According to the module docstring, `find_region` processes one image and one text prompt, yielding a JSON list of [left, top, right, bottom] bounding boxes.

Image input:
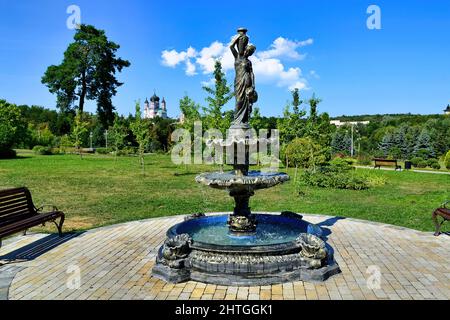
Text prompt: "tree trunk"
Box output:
[[79, 71, 87, 115]]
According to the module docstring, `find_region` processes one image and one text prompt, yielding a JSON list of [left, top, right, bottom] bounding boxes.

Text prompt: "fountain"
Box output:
[[152, 28, 340, 285]]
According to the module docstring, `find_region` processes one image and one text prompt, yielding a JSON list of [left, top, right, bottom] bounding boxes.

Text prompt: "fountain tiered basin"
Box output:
[[152, 212, 340, 285]]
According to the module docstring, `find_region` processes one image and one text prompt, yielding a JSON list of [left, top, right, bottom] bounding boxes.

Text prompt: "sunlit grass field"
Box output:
[[0, 150, 448, 233]]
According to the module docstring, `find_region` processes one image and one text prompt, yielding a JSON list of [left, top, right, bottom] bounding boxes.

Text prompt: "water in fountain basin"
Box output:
[[173, 214, 308, 246]]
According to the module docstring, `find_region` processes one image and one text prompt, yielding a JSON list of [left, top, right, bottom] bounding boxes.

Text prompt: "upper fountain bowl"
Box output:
[[195, 170, 289, 190]]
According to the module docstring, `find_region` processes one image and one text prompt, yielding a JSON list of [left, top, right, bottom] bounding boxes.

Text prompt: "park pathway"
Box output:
[[0, 213, 449, 300], [355, 165, 450, 175]]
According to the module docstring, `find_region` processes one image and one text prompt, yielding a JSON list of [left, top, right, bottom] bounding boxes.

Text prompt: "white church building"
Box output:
[[143, 93, 168, 119]]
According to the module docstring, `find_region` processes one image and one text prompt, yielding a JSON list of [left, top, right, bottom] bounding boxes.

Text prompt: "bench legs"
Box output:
[[432, 209, 446, 236], [52, 215, 65, 237]]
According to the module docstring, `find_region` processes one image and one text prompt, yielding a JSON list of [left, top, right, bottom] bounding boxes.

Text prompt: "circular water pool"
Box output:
[[167, 214, 308, 249]]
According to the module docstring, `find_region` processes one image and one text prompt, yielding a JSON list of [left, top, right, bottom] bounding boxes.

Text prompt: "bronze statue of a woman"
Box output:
[[230, 28, 257, 128]]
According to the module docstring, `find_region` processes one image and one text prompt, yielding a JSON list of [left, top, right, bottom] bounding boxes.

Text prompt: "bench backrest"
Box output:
[[373, 158, 397, 166], [0, 187, 36, 227]]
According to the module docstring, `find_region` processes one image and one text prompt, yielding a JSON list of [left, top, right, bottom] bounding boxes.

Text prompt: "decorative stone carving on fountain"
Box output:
[[228, 214, 257, 233], [152, 234, 193, 282], [184, 212, 206, 221], [160, 234, 192, 266], [296, 233, 328, 269]]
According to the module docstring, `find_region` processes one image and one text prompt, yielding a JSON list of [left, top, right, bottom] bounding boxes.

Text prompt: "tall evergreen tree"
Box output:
[[202, 60, 233, 133], [379, 132, 395, 157], [413, 129, 435, 158], [277, 89, 306, 145], [42, 24, 130, 128]]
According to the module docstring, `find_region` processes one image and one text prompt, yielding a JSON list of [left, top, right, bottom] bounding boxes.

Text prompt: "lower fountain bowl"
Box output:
[[152, 213, 341, 285]]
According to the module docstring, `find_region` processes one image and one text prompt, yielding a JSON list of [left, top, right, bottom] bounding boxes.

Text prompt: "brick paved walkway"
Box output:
[[0, 213, 448, 300]]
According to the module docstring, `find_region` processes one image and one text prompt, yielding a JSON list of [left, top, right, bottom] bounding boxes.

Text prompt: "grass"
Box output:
[[0, 151, 449, 233]]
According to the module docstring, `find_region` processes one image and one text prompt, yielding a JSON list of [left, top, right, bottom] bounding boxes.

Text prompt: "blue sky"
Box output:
[[0, 0, 449, 118]]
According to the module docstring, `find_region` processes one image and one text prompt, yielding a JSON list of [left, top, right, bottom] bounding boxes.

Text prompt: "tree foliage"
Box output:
[[285, 137, 327, 169], [130, 101, 150, 175], [71, 110, 89, 158], [42, 24, 130, 128], [202, 60, 233, 133], [0, 99, 27, 156]]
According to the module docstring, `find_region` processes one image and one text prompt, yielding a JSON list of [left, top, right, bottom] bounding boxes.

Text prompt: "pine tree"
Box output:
[[413, 129, 435, 158], [379, 133, 394, 157], [331, 130, 351, 155]]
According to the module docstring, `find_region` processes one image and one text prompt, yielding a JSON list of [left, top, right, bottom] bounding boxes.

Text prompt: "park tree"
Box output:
[[278, 88, 306, 145], [42, 24, 130, 128], [285, 137, 327, 182], [304, 93, 321, 141], [178, 94, 201, 132], [413, 129, 435, 159], [0, 99, 27, 158], [303, 94, 333, 158], [72, 110, 89, 159], [130, 101, 150, 175], [445, 150, 450, 169], [202, 60, 233, 133], [249, 106, 263, 133], [331, 129, 351, 155], [150, 117, 174, 152], [379, 132, 394, 157], [109, 114, 128, 159]]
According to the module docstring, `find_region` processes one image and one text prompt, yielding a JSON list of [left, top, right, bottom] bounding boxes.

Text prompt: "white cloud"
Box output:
[[161, 49, 187, 67], [161, 36, 313, 89], [185, 59, 197, 76], [195, 41, 227, 74], [257, 37, 313, 60], [161, 46, 197, 75]]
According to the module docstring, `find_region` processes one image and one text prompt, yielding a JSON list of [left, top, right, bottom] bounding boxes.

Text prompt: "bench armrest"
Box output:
[[36, 204, 59, 212]]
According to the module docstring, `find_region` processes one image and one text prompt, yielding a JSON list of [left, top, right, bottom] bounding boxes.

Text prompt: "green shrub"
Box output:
[[427, 158, 440, 170], [116, 146, 137, 156], [445, 150, 450, 169], [410, 157, 424, 167], [415, 160, 428, 168], [95, 147, 113, 155], [361, 172, 388, 187], [298, 168, 369, 190], [32, 145, 53, 155], [329, 157, 353, 171], [285, 137, 327, 168], [51, 147, 64, 155]]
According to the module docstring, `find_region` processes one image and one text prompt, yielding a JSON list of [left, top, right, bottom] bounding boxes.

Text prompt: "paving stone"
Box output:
[[1, 213, 448, 300]]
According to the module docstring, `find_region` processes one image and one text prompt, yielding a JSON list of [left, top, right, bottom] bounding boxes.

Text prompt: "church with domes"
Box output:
[[143, 93, 168, 119]]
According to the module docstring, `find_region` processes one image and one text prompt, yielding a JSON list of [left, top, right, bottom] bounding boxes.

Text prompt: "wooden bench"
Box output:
[[0, 187, 65, 247], [373, 158, 401, 171], [432, 201, 449, 236]]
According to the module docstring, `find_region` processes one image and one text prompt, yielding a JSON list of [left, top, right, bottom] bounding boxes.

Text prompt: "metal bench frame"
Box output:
[[0, 187, 65, 247], [433, 200, 449, 236]]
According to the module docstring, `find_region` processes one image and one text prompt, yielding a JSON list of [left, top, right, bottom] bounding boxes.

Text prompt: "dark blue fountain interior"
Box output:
[[169, 214, 309, 246]]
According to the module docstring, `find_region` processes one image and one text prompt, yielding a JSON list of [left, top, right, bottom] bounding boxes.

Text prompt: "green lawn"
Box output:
[[0, 151, 448, 233]]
